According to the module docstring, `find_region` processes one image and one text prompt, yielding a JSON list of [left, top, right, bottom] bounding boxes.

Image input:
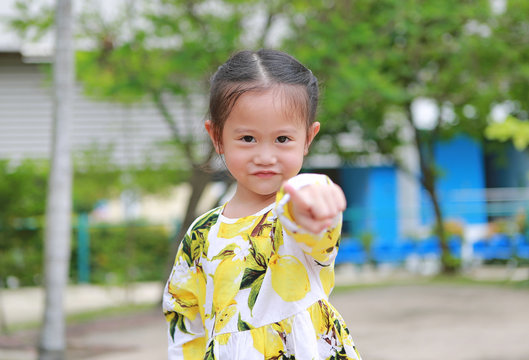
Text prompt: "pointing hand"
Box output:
[[283, 182, 346, 234]]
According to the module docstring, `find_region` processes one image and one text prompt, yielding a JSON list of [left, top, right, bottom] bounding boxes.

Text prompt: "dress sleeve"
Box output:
[[273, 173, 342, 265], [163, 233, 207, 360]]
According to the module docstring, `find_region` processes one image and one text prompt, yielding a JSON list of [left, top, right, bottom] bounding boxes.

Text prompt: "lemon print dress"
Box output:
[[163, 174, 361, 360]]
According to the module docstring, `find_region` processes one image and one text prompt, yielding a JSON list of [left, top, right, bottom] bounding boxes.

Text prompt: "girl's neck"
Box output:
[[223, 191, 276, 218]]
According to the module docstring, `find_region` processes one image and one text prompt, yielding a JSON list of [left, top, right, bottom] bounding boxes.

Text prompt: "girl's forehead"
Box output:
[[230, 86, 308, 124]]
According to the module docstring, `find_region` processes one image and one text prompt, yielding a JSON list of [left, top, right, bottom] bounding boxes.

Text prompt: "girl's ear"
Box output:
[[304, 121, 320, 155], [205, 120, 223, 154]]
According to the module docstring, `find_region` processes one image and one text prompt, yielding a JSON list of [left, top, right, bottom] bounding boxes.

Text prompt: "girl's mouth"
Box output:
[[253, 171, 278, 178]]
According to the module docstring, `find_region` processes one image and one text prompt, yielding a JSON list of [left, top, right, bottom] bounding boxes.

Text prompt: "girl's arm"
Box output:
[[274, 173, 346, 264], [163, 236, 207, 360]]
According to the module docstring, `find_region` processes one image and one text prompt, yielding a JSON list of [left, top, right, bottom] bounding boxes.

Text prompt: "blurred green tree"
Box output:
[[492, 0, 529, 121], [72, 144, 189, 213], [0, 160, 47, 289], [11, 0, 529, 276], [486, 116, 529, 151], [73, 0, 292, 276], [283, 0, 523, 273], [485, 0, 529, 151], [0, 158, 180, 288], [10, 0, 290, 276]]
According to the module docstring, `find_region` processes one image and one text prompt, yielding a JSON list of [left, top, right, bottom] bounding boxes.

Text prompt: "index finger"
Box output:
[[283, 182, 312, 212]]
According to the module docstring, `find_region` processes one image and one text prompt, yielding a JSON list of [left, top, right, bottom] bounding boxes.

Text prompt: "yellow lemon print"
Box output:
[[216, 333, 231, 345], [252, 234, 273, 262], [273, 319, 292, 335], [218, 217, 258, 239], [213, 258, 244, 312], [251, 326, 284, 358], [269, 254, 310, 302], [251, 328, 264, 355], [310, 227, 341, 262], [309, 302, 329, 336], [319, 265, 335, 296], [182, 336, 206, 360], [168, 275, 199, 320], [294, 232, 318, 248], [196, 267, 207, 323], [214, 301, 237, 333]]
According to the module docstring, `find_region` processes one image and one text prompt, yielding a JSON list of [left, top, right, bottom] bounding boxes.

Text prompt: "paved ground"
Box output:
[[333, 284, 529, 360], [1, 269, 529, 360]]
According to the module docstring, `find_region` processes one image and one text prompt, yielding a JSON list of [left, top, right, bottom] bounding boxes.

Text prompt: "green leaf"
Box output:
[[181, 234, 194, 266], [211, 243, 238, 261], [271, 222, 284, 254], [169, 312, 190, 340], [204, 341, 215, 360], [240, 268, 266, 289], [248, 274, 265, 312], [237, 313, 253, 331], [192, 212, 219, 233]]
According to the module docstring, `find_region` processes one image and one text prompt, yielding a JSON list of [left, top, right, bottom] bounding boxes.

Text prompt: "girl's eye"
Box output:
[[276, 136, 290, 143], [241, 136, 255, 143]]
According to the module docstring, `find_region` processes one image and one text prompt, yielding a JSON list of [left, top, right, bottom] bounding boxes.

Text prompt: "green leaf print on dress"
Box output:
[[182, 211, 218, 266], [169, 312, 190, 340], [163, 174, 362, 360]]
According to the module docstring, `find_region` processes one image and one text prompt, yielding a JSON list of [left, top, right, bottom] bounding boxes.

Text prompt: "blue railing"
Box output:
[[335, 233, 529, 266]]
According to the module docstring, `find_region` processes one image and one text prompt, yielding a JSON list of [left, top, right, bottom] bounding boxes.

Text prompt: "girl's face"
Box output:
[[206, 88, 319, 205]]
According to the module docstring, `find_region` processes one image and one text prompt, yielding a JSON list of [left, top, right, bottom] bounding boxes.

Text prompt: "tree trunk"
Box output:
[[421, 166, 456, 274], [164, 165, 213, 279], [38, 0, 74, 359], [406, 105, 456, 274]]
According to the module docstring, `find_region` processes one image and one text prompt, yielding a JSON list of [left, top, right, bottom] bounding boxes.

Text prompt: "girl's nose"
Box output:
[[253, 147, 277, 165]]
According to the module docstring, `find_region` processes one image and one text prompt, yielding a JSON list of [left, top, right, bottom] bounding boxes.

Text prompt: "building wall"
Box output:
[[340, 166, 398, 243], [485, 142, 529, 188], [0, 52, 206, 166], [339, 135, 489, 243], [484, 141, 529, 220], [366, 166, 398, 244], [420, 135, 487, 226]]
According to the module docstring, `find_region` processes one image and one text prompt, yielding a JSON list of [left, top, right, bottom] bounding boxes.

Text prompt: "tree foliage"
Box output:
[[0, 159, 173, 290], [9, 0, 290, 277], [486, 116, 529, 151], [0, 160, 47, 289], [10, 0, 529, 275], [283, 0, 528, 272]]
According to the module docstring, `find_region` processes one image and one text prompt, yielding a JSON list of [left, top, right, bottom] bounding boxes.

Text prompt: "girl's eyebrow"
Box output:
[[233, 128, 254, 134], [232, 126, 300, 134], [274, 127, 299, 134]]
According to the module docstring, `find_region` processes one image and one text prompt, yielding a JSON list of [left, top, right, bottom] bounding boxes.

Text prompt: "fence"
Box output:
[[0, 214, 178, 288], [337, 187, 529, 268], [2, 187, 528, 287]]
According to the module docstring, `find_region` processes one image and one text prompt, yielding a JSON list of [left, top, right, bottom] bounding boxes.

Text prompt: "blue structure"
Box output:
[[335, 239, 367, 265], [472, 233, 513, 261], [514, 234, 529, 260], [420, 135, 487, 226], [340, 166, 398, 245], [485, 143, 529, 189], [336, 135, 488, 243], [312, 135, 528, 266]]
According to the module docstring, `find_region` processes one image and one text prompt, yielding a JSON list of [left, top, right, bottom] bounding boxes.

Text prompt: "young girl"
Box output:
[[163, 49, 362, 360]]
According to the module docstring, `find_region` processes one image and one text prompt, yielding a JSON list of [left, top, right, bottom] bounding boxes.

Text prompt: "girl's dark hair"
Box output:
[[208, 49, 319, 146]]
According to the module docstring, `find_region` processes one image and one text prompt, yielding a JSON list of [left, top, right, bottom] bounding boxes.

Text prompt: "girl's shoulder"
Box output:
[[187, 205, 223, 234]]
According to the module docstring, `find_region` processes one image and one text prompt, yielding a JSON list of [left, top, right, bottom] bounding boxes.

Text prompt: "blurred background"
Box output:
[[1, 0, 529, 359]]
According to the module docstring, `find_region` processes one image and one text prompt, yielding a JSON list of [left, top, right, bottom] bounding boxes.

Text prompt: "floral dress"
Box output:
[[163, 174, 362, 360]]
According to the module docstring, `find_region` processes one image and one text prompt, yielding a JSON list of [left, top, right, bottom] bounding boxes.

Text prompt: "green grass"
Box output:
[[2, 302, 159, 334], [333, 273, 529, 294], [66, 302, 160, 323]]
